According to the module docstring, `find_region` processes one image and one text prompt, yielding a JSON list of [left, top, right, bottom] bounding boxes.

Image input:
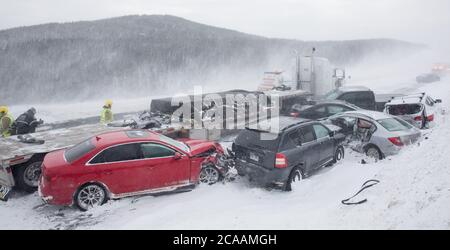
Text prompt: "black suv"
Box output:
[[233, 117, 345, 191]]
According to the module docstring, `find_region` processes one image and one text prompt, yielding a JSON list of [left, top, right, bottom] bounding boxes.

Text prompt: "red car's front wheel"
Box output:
[[199, 165, 220, 185]]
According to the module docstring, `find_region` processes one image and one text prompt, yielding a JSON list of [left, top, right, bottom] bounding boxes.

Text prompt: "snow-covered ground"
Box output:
[[1, 53, 450, 230]]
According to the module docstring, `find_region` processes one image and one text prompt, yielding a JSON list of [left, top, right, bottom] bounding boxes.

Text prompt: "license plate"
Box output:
[[249, 152, 259, 162], [0, 185, 11, 201]]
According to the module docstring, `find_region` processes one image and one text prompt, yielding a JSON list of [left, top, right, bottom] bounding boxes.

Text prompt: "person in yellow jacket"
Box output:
[[0, 106, 14, 137], [100, 100, 114, 124]]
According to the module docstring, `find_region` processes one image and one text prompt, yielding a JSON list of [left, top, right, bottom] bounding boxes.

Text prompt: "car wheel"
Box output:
[[365, 146, 383, 160], [199, 166, 221, 185], [75, 184, 108, 211], [284, 167, 303, 192], [332, 146, 345, 164], [15, 160, 42, 193]]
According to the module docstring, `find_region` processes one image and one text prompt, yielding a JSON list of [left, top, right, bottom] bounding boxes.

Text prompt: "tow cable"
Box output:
[[341, 179, 380, 205]]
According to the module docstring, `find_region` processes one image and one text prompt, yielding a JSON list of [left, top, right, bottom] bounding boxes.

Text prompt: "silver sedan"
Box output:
[[322, 110, 422, 159]]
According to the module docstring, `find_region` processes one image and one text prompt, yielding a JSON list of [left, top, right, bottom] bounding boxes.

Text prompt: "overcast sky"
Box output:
[[0, 0, 449, 49]]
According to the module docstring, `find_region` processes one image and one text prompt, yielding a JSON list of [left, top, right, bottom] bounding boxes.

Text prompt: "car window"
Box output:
[[386, 104, 422, 115], [140, 143, 175, 159], [394, 117, 413, 129], [313, 124, 330, 139], [89, 143, 141, 164], [339, 92, 358, 103], [299, 125, 316, 144], [314, 106, 326, 113], [303, 105, 326, 118], [377, 118, 412, 132], [330, 116, 357, 132], [158, 134, 190, 152], [279, 130, 300, 151], [65, 138, 96, 163], [357, 118, 377, 133], [327, 105, 351, 115], [341, 92, 374, 109], [235, 129, 281, 151]]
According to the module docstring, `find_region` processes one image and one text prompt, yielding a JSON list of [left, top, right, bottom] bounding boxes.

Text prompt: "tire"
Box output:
[[365, 146, 383, 160], [15, 160, 43, 193], [74, 184, 108, 211], [199, 165, 221, 185], [284, 167, 303, 192], [332, 146, 345, 164]]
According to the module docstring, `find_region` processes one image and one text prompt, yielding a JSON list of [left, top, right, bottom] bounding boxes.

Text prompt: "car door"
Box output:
[[312, 123, 335, 166], [88, 143, 149, 195], [297, 125, 321, 171], [139, 143, 191, 189], [302, 105, 328, 119], [330, 115, 357, 137], [280, 126, 318, 172]]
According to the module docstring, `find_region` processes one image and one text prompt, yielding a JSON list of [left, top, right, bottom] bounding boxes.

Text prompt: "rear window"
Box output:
[[386, 104, 422, 115], [377, 118, 412, 132], [64, 139, 96, 163], [235, 129, 281, 151]]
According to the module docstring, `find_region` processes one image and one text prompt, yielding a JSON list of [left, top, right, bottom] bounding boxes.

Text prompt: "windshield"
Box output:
[[325, 90, 342, 100], [64, 138, 96, 163], [386, 104, 422, 115], [158, 134, 190, 152], [377, 118, 413, 132]]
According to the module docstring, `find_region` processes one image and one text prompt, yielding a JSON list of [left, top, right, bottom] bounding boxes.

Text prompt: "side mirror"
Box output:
[[329, 131, 335, 137], [173, 152, 182, 160], [435, 99, 442, 104]]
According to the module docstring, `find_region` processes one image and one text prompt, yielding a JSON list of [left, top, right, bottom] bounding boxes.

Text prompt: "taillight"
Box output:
[[426, 114, 434, 122], [275, 153, 288, 168], [388, 137, 404, 146], [290, 112, 300, 117], [414, 116, 423, 121]]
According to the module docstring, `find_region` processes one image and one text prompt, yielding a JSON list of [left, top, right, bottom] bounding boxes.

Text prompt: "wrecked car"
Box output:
[[233, 116, 345, 191], [290, 101, 360, 120], [323, 111, 422, 160], [384, 93, 441, 129], [39, 130, 224, 211]]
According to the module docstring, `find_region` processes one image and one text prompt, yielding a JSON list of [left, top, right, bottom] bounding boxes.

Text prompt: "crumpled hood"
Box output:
[[178, 138, 223, 156]]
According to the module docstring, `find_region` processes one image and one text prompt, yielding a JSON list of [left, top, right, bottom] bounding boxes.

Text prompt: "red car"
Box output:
[[39, 130, 223, 211]]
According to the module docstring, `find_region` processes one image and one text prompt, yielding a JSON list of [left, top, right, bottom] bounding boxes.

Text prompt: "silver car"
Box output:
[[323, 110, 422, 159]]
